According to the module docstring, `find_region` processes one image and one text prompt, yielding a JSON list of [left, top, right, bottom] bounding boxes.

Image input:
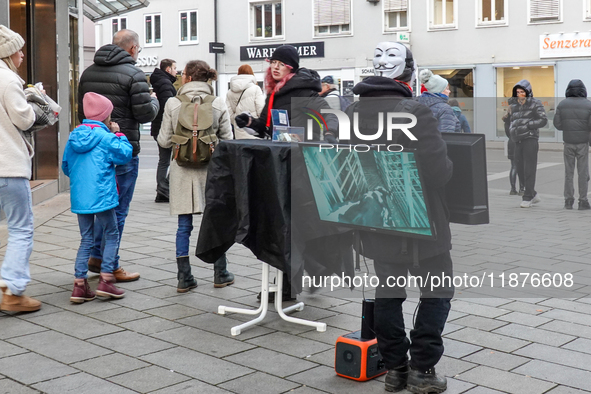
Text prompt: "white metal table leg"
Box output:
[[217, 262, 327, 335]]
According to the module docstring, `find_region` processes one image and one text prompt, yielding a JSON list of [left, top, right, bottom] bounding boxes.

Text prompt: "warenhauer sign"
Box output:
[[240, 42, 325, 61]]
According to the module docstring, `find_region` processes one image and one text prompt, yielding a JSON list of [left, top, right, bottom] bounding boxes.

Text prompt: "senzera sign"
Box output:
[[240, 42, 324, 61], [540, 32, 591, 58]]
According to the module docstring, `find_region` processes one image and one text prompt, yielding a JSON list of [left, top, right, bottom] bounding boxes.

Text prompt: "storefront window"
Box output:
[[496, 66, 555, 139]]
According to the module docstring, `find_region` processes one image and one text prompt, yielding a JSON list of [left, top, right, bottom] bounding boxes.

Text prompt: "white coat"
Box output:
[[225, 74, 265, 139], [0, 60, 35, 179], [158, 81, 233, 215]]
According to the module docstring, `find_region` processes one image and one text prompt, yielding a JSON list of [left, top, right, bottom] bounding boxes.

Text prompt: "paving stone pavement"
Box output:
[[1, 140, 591, 393]]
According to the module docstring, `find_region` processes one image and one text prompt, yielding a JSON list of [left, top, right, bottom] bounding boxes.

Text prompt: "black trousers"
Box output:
[[373, 252, 454, 371], [514, 138, 539, 201]]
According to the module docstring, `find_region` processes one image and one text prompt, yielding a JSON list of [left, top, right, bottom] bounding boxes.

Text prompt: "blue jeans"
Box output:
[[91, 156, 139, 267], [176, 214, 194, 257], [75, 209, 118, 278], [0, 178, 34, 296]]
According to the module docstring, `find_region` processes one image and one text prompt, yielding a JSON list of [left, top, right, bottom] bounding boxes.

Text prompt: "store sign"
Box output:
[[137, 56, 159, 67], [360, 68, 374, 75], [240, 42, 325, 61], [540, 32, 591, 58]]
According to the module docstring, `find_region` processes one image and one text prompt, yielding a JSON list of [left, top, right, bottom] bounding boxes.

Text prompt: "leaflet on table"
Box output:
[[272, 126, 305, 142]]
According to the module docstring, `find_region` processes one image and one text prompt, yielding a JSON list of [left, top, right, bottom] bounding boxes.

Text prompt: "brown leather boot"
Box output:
[[0, 286, 41, 312], [113, 267, 140, 282], [88, 257, 102, 273]]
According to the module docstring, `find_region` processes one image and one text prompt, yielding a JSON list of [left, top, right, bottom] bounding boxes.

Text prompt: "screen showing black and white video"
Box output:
[[301, 146, 433, 238]]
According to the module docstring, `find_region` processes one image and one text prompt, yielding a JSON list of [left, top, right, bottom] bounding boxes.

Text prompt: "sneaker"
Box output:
[[520, 200, 532, 208], [96, 277, 125, 299], [531, 194, 542, 204], [385, 364, 409, 392], [565, 199, 574, 210], [509, 189, 518, 195], [70, 279, 96, 304], [406, 367, 447, 394], [518, 188, 525, 196], [579, 200, 591, 210]]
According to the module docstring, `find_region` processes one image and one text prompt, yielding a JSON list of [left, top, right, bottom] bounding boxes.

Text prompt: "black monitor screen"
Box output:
[[300, 145, 435, 239]]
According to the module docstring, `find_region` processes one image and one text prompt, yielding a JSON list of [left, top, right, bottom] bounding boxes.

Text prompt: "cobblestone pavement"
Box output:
[[1, 139, 590, 393]]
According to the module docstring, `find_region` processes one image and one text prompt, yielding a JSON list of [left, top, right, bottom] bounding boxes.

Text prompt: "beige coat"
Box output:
[[157, 81, 232, 215], [0, 60, 35, 179], [225, 74, 265, 139]]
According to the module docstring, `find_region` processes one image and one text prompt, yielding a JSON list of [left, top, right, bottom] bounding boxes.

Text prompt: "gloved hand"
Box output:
[[324, 133, 338, 144], [235, 113, 252, 128]]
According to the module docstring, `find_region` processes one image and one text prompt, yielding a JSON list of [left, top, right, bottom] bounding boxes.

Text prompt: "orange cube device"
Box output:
[[335, 330, 387, 381]]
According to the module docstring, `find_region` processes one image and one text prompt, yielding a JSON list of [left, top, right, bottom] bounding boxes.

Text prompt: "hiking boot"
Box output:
[[96, 275, 125, 299], [70, 279, 96, 304], [579, 200, 591, 210], [565, 199, 574, 210], [213, 255, 235, 288], [155, 193, 169, 203], [176, 256, 197, 293], [509, 189, 518, 195], [113, 267, 140, 282], [0, 285, 41, 313], [88, 257, 102, 273], [531, 194, 542, 204], [406, 367, 447, 394], [385, 364, 409, 392]]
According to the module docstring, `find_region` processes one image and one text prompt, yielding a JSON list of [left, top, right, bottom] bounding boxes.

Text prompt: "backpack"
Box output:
[[171, 94, 218, 167]]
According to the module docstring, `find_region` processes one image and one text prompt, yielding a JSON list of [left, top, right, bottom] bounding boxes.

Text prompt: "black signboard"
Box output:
[[240, 42, 324, 61], [209, 42, 225, 54]]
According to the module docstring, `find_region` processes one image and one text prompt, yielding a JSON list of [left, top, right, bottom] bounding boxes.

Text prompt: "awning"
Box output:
[[83, 0, 150, 22]]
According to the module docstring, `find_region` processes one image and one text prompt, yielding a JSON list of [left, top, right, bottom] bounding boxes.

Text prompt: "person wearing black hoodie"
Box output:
[[78, 29, 159, 281], [150, 59, 178, 203], [505, 79, 547, 208], [553, 79, 591, 210], [344, 41, 453, 394]]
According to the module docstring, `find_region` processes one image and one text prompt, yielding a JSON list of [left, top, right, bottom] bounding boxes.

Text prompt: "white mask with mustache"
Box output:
[[373, 42, 408, 80]]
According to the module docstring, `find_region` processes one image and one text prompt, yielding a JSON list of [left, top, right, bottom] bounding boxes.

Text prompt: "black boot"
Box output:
[[565, 199, 574, 210], [385, 363, 409, 392], [406, 367, 447, 394], [176, 256, 197, 293], [213, 255, 234, 288]]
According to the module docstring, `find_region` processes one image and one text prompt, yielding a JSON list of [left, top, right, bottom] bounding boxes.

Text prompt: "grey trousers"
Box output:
[[564, 142, 590, 202]]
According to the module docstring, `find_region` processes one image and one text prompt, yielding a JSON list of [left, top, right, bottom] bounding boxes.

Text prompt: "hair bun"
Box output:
[[419, 69, 433, 84], [207, 68, 218, 81]]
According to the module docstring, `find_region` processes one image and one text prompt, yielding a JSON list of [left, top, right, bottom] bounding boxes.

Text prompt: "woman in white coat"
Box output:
[[158, 60, 235, 292], [226, 64, 265, 139], [0, 25, 41, 312]]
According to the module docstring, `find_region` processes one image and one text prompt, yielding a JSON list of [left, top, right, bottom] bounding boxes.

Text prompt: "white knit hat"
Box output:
[[0, 25, 25, 59], [419, 69, 448, 94]]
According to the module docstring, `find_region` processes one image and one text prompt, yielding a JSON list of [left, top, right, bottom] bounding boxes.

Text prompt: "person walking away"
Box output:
[[158, 60, 235, 292], [226, 64, 265, 140], [0, 25, 41, 312], [554, 79, 591, 210], [345, 41, 453, 393], [448, 99, 471, 133], [63, 93, 132, 302], [418, 69, 461, 133], [506, 80, 547, 208], [150, 58, 178, 203], [78, 29, 159, 281]]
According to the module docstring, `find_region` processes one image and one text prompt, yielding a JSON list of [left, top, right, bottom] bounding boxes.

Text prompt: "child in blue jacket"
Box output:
[[62, 92, 132, 303]]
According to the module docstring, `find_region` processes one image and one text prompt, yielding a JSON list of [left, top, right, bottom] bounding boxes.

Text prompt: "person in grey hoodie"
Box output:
[[553, 79, 591, 210]]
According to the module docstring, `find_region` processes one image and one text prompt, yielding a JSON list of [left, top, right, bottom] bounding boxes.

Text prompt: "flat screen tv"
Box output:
[[300, 144, 436, 240], [441, 133, 489, 225]]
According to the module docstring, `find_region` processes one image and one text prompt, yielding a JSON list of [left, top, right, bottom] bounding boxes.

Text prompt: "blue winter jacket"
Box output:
[[451, 106, 472, 133], [417, 93, 461, 133], [62, 120, 133, 214]]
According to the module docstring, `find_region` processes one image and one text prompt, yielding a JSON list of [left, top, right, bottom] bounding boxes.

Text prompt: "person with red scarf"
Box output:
[[235, 45, 338, 142]]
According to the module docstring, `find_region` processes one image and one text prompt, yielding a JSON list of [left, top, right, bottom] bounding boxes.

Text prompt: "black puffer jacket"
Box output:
[[507, 79, 547, 142], [346, 76, 453, 262], [249, 68, 337, 140], [150, 67, 177, 139], [78, 44, 159, 156], [553, 79, 591, 144]]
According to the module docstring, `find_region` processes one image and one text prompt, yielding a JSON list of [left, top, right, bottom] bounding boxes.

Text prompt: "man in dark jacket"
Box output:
[[346, 41, 453, 394], [506, 80, 547, 208], [78, 29, 159, 281], [150, 58, 178, 203], [554, 79, 591, 210]]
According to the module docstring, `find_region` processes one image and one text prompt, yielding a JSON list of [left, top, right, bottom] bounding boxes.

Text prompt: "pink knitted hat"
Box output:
[[83, 92, 113, 121]]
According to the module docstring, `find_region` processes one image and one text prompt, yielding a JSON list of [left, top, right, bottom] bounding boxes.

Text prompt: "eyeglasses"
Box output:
[[270, 60, 286, 68], [134, 45, 143, 54]]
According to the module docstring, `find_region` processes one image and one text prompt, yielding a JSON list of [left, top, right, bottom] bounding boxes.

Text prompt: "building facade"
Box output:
[[93, 0, 591, 142]]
